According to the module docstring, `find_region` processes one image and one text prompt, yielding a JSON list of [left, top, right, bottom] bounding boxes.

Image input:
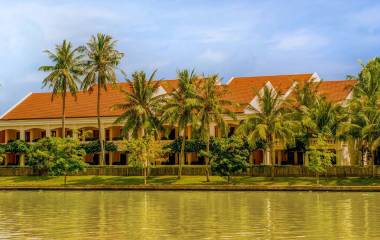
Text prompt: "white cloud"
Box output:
[[270, 29, 329, 51], [198, 49, 227, 63]]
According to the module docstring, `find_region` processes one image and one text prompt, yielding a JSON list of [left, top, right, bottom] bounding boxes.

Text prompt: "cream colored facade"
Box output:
[[0, 73, 360, 166]]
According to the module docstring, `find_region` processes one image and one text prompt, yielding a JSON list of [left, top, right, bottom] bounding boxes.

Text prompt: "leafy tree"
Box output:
[[5, 140, 29, 154], [345, 58, 380, 167], [125, 137, 168, 184], [113, 70, 164, 139], [28, 138, 87, 184], [210, 137, 250, 183], [196, 74, 235, 182], [80, 140, 118, 154], [300, 96, 347, 168], [307, 135, 335, 184], [82, 33, 124, 165], [161, 69, 200, 179], [237, 86, 297, 175], [39, 40, 84, 138], [5, 140, 30, 166], [165, 138, 206, 153], [0, 145, 6, 164]]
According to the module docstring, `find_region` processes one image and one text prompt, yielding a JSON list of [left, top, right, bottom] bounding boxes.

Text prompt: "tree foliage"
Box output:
[[81, 33, 124, 165], [125, 137, 168, 184], [39, 40, 84, 138], [113, 70, 165, 138], [80, 140, 118, 154], [307, 135, 335, 184], [210, 136, 250, 183], [5, 140, 30, 153], [28, 138, 87, 182]]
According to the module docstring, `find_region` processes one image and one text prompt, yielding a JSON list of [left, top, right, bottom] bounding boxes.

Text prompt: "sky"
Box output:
[[0, 0, 379, 113]]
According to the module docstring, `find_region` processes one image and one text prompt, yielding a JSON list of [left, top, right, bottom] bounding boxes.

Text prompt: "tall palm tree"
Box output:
[[196, 74, 235, 182], [82, 33, 124, 165], [161, 69, 200, 179], [237, 86, 297, 168], [344, 58, 380, 166], [112, 70, 164, 139], [300, 96, 347, 157], [39, 40, 84, 138]]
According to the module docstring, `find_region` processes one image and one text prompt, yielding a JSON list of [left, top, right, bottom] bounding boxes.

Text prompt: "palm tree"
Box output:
[[345, 58, 380, 166], [196, 74, 235, 182], [161, 69, 200, 179], [300, 96, 347, 166], [237, 86, 297, 171], [112, 70, 164, 138], [39, 40, 84, 138], [82, 33, 124, 165]]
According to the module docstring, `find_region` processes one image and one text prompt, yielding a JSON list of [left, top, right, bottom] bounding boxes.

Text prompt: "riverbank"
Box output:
[[0, 176, 380, 191]]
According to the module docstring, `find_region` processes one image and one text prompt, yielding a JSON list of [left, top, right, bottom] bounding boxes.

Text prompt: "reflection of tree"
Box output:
[[0, 191, 376, 238]]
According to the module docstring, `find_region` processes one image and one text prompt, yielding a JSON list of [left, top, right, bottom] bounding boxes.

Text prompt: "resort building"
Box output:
[[0, 73, 357, 166]]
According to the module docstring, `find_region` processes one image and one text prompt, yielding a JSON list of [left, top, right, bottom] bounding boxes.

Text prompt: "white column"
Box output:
[[109, 127, 113, 141], [209, 124, 216, 137], [19, 129, 25, 141], [304, 152, 309, 166], [336, 148, 343, 166], [45, 128, 51, 138], [29, 130, 34, 143], [264, 149, 271, 165], [341, 143, 351, 166], [72, 128, 78, 139], [19, 129, 25, 167]]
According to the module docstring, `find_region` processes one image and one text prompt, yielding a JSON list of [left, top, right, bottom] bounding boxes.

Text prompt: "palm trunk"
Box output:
[[64, 175, 67, 185], [270, 146, 275, 179], [371, 150, 376, 178], [144, 158, 148, 185], [178, 129, 186, 179], [205, 126, 210, 182], [97, 83, 105, 166], [61, 90, 66, 138]]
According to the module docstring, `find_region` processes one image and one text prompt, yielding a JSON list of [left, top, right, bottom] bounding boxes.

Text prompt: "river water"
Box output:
[[0, 191, 378, 239]]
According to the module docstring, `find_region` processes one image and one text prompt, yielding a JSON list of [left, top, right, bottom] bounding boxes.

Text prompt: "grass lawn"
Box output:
[[0, 175, 379, 186]]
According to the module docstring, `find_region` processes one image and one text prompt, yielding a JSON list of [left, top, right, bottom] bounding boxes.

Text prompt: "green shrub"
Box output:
[[210, 136, 250, 183], [5, 140, 29, 153], [28, 138, 87, 183], [80, 140, 118, 154]]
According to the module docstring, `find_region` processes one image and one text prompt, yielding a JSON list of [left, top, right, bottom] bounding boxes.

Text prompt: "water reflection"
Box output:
[[0, 191, 378, 239]]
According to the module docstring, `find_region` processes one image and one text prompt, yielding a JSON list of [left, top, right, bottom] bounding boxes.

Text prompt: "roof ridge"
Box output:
[[232, 73, 313, 79]]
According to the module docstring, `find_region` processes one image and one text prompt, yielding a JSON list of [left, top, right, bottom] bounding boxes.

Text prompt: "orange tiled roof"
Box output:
[[1, 80, 178, 120], [225, 73, 314, 112], [317, 80, 356, 103], [1, 74, 356, 120]]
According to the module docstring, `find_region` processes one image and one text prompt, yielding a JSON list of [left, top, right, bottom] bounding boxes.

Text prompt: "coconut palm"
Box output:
[[344, 58, 380, 166], [39, 40, 84, 138], [237, 86, 297, 169], [82, 33, 124, 165], [161, 69, 200, 179], [196, 74, 235, 182], [112, 70, 165, 139], [300, 96, 347, 166]]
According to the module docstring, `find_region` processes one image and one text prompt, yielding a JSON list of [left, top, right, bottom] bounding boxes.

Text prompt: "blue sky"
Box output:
[[0, 0, 379, 113]]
